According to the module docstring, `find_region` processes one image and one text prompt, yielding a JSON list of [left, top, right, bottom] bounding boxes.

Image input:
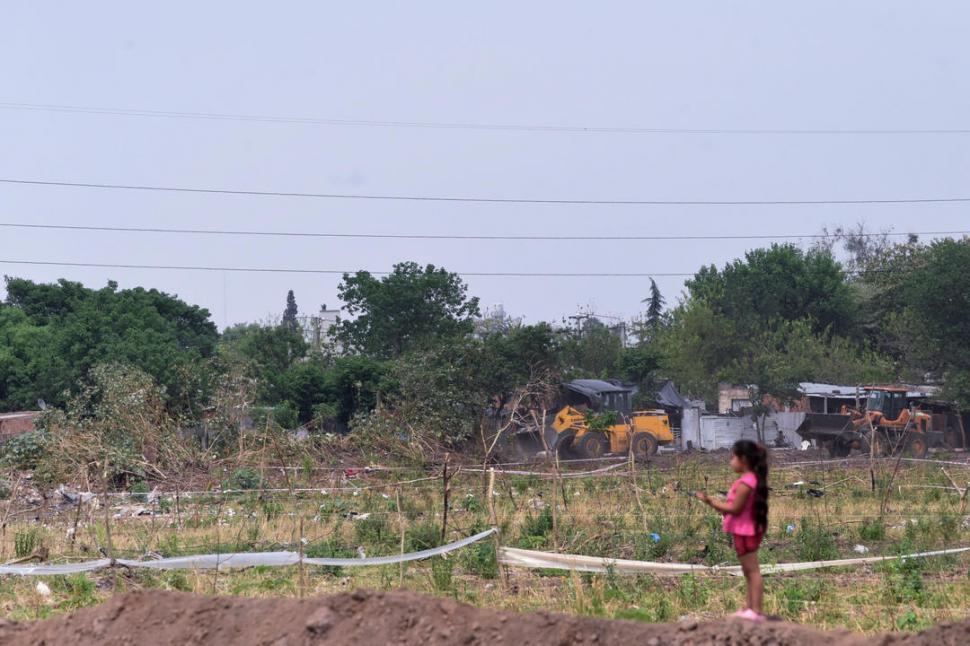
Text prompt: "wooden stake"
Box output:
[[175, 485, 182, 530], [70, 498, 82, 552], [941, 467, 968, 500], [441, 454, 451, 543], [396, 488, 405, 587], [298, 514, 306, 599]]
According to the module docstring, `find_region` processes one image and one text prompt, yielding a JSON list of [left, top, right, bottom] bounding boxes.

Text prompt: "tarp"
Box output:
[[657, 381, 690, 409], [0, 528, 497, 576], [498, 545, 970, 577]]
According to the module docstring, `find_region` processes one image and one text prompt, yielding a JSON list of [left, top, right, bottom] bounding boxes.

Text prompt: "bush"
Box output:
[[795, 517, 839, 561], [305, 537, 356, 576], [1, 431, 48, 469], [130, 481, 150, 503], [230, 468, 262, 490], [405, 520, 442, 552], [15, 528, 39, 558], [858, 518, 886, 541], [272, 401, 299, 430]]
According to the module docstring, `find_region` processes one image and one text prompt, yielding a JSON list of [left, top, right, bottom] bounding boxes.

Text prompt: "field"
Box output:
[[1, 450, 969, 635]]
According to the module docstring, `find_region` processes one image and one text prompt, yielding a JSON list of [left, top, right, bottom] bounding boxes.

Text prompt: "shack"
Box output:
[[0, 411, 41, 443]]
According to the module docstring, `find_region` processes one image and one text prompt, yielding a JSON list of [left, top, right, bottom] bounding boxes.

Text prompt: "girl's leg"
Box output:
[[738, 551, 763, 614]]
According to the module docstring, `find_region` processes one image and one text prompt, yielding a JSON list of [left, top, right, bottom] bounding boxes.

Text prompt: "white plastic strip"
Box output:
[[498, 545, 970, 577], [0, 559, 113, 576], [0, 528, 497, 576]]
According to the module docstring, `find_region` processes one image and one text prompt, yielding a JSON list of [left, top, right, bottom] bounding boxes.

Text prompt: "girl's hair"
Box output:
[[732, 440, 769, 533]]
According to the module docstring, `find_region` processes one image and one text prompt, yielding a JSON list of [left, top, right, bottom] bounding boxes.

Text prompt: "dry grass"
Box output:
[[1, 453, 969, 633]]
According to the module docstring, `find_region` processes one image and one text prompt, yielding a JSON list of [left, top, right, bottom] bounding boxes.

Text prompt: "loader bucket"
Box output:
[[796, 413, 854, 442]]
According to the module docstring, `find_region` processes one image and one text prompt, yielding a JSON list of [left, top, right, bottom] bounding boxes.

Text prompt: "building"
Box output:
[[0, 411, 41, 443], [299, 304, 343, 354]]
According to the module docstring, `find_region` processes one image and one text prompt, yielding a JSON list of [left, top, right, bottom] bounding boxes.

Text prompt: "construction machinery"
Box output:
[[796, 385, 945, 459], [538, 380, 674, 460]]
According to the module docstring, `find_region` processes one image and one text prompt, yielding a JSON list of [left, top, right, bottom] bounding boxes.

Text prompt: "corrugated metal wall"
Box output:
[[699, 415, 758, 450]]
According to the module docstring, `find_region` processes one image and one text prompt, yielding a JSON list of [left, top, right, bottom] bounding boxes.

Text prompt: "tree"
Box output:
[[685, 244, 857, 338], [722, 319, 894, 441], [282, 290, 299, 332], [1, 278, 218, 414], [220, 322, 307, 402], [644, 278, 665, 326], [334, 262, 480, 358], [895, 238, 970, 406], [563, 319, 624, 378]]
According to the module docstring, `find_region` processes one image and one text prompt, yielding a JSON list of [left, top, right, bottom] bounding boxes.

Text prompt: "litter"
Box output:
[[853, 544, 870, 554]]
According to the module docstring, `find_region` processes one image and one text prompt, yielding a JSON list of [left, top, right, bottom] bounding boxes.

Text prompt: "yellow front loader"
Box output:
[[542, 380, 674, 460]]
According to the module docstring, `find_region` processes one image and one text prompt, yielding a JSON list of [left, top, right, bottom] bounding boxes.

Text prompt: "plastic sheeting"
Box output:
[[498, 545, 970, 577], [0, 528, 497, 576]]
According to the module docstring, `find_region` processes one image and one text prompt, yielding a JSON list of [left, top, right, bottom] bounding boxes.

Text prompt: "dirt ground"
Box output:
[[0, 589, 967, 646]]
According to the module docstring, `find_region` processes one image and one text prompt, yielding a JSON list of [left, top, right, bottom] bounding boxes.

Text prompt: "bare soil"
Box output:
[[0, 589, 967, 646]]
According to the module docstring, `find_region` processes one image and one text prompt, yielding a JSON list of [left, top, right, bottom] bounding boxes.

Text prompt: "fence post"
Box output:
[[298, 513, 306, 599], [396, 487, 405, 587]]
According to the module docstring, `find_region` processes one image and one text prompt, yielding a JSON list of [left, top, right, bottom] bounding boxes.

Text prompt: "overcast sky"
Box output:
[[1, 2, 968, 329]]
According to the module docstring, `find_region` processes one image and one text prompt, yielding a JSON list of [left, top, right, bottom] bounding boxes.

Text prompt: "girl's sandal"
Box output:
[[738, 609, 766, 623]]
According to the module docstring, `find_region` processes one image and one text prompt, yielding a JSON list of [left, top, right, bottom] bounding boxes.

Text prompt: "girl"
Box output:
[[695, 440, 769, 622]]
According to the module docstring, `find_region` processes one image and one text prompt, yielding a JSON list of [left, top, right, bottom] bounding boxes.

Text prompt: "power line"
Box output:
[[0, 259, 910, 278], [0, 221, 965, 242], [2, 101, 969, 135], [3, 178, 970, 206], [0, 259, 690, 277]]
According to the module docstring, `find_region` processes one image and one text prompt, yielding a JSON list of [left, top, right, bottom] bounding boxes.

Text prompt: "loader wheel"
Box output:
[[632, 432, 658, 461], [575, 432, 609, 459], [828, 439, 852, 458], [554, 430, 577, 459], [904, 433, 928, 459], [870, 430, 892, 457]]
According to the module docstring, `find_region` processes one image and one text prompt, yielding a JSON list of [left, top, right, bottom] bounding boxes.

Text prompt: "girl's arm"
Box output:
[[695, 484, 751, 515]]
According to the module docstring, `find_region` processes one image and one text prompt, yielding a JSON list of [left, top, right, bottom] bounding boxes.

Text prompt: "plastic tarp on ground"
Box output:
[[0, 529, 497, 576], [498, 546, 970, 577]]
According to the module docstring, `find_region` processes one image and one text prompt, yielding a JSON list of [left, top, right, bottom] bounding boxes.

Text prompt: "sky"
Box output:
[[1, 2, 968, 330]]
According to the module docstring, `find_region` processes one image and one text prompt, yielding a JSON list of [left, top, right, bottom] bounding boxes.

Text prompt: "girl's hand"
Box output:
[[694, 491, 709, 504]]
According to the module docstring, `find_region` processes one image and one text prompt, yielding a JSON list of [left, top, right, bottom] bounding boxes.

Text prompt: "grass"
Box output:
[[0, 455, 968, 633]]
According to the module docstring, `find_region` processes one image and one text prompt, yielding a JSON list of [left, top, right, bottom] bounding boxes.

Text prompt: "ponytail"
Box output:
[[732, 440, 769, 533]]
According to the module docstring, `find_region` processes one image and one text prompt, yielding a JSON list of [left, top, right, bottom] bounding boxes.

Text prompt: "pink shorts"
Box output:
[[733, 532, 763, 557]]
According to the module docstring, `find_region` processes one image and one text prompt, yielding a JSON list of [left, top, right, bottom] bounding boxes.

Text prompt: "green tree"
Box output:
[[686, 244, 857, 338], [644, 278, 665, 326], [334, 262, 480, 358], [282, 290, 299, 332], [896, 238, 970, 406], [563, 319, 624, 378], [1, 278, 218, 414], [220, 322, 307, 402]]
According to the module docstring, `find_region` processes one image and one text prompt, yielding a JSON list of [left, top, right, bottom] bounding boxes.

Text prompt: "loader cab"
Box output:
[[865, 388, 908, 420], [562, 379, 634, 415]]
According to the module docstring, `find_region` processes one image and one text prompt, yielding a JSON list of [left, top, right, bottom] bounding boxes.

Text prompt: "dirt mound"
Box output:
[[0, 589, 965, 646]]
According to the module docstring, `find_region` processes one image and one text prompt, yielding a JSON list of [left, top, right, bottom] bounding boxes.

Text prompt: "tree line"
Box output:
[[1, 234, 968, 452]]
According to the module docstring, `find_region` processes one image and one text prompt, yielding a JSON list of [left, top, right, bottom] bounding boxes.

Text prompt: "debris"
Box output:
[[649, 533, 662, 543], [853, 544, 870, 554], [786, 524, 796, 534], [34, 581, 51, 597], [56, 486, 96, 505], [806, 489, 825, 498]]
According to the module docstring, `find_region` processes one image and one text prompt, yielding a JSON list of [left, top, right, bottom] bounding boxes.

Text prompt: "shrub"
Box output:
[[796, 517, 839, 561], [15, 529, 39, 558], [1, 431, 48, 470], [230, 468, 262, 491]]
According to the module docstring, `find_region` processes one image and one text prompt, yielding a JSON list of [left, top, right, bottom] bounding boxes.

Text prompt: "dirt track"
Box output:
[[0, 589, 966, 645]]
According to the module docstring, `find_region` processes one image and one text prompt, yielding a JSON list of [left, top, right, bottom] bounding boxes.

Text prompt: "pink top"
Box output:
[[722, 472, 759, 536]]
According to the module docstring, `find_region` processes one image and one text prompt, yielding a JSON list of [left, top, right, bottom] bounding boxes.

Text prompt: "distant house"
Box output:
[[0, 411, 42, 443], [717, 382, 868, 415]]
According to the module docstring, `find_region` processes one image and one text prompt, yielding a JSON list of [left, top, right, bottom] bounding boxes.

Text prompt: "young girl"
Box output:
[[695, 440, 769, 622]]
